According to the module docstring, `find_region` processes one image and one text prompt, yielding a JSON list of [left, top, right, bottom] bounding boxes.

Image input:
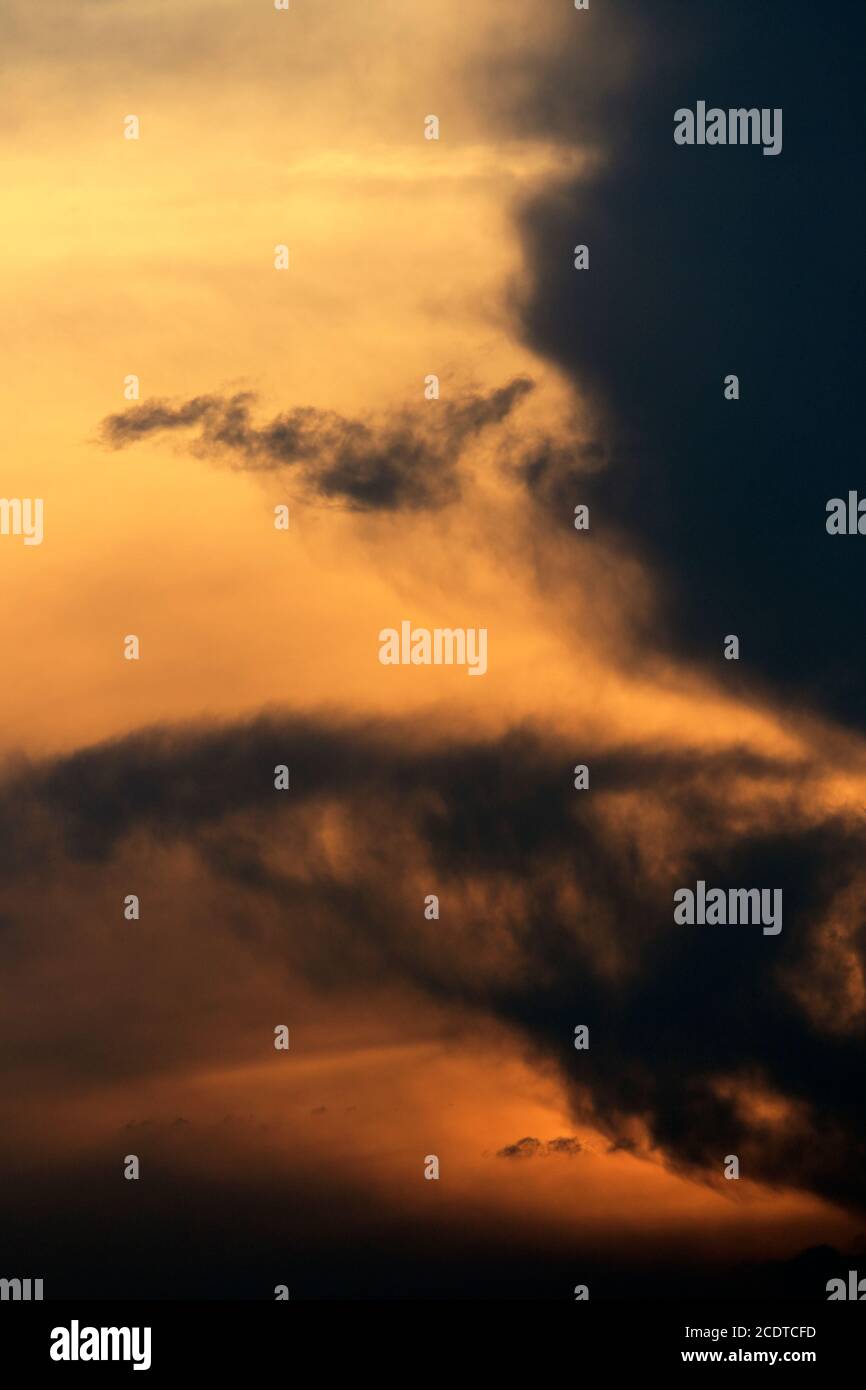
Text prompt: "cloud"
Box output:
[[98, 379, 534, 511], [492, 0, 866, 730], [496, 1136, 581, 1159], [496, 1137, 542, 1159], [1, 710, 866, 1215], [545, 1136, 582, 1157]]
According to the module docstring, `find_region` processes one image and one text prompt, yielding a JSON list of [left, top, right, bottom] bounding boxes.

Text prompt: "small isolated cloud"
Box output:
[[98, 379, 534, 512], [496, 1136, 542, 1160], [545, 1136, 582, 1157], [497, 1136, 581, 1159]]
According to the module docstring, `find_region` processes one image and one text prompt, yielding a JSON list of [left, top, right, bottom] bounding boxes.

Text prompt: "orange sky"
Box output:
[[2, 0, 865, 1298]]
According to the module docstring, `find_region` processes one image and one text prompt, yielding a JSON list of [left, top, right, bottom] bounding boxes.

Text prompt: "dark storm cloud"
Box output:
[[2, 713, 866, 1213], [0, 714, 809, 870], [495, 0, 866, 728], [98, 379, 534, 511]]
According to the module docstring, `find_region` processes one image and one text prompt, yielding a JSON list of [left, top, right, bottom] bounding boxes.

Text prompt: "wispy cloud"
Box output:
[[99, 379, 534, 511]]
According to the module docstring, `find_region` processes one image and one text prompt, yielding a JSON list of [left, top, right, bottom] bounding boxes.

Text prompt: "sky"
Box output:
[[2, 0, 865, 1299]]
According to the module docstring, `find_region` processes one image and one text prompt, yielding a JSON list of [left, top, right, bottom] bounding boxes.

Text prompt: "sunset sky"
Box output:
[[2, 0, 864, 1299]]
